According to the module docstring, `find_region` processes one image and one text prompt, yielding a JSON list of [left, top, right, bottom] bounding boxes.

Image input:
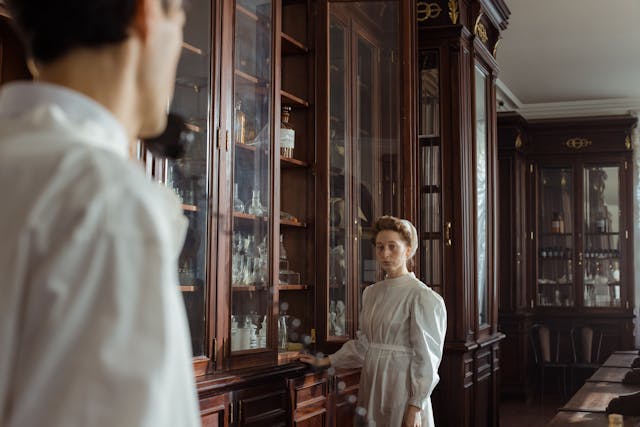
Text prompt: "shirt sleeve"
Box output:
[[407, 289, 447, 410], [7, 190, 200, 427], [328, 288, 370, 369]]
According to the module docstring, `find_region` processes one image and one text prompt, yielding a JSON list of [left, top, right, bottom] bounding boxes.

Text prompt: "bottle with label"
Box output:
[[551, 212, 564, 233], [280, 106, 295, 158], [234, 100, 246, 144]]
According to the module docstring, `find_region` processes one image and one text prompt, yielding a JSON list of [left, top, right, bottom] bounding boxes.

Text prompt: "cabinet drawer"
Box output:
[[235, 383, 288, 426], [290, 373, 329, 408]]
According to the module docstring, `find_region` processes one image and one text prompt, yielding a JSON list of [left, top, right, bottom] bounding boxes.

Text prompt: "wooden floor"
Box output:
[[500, 394, 567, 427]]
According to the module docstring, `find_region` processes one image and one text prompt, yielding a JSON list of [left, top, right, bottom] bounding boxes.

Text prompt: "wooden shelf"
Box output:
[[422, 185, 441, 194], [281, 218, 307, 228], [277, 350, 302, 365], [232, 285, 268, 291], [182, 41, 203, 55], [179, 285, 198, 292], [182, 204, 198, 212], [281, 156, 309, 168], [235, 68, 261, 85], [281, 32, 309, 55], [277, 284, 310, 291], [419, 135, 441, 146], [281, 90, 309, 108], [422, 232, 442, 240], [233, 211, 267, 221], [235, 142, 258, 152], [585, 232, 621, 236], [236, 4, 258, 22]]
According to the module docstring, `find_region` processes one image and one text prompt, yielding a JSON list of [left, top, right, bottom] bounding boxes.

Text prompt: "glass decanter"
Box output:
[[233, 183, 245, 213]]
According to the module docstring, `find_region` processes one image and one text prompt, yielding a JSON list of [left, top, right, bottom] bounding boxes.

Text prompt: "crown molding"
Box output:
[[496, 79, 640, 120]]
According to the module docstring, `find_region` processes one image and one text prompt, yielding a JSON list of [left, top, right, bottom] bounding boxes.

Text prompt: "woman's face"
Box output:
[[374, 230, 411, 275]]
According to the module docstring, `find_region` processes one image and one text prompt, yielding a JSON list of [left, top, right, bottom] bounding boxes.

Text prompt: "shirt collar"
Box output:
[[0, 81, 129, 158]]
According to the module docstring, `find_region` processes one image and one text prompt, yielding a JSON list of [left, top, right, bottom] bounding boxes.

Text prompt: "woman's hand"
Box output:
[[403, 404, 422, 427], [298, 354, 331, 368]]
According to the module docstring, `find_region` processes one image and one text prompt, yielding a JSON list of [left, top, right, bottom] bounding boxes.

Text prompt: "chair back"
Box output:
[[531, 323, 570, 364], [571, 326, 604, 364]]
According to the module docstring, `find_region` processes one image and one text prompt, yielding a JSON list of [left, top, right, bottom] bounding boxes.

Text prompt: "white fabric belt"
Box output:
[[368, 343, 414, 354]]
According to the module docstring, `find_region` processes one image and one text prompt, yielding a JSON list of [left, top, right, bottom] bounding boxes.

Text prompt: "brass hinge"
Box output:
[[624, 161, 628, 170], [625, 230, 629, 239], [226, 130, 230, 151], [626, 300, 630, 309], [229, 401, 234, 424], [530, 231, 534, 240], [530, 164, 533, 173], [212, 338, 217, 364], [216, 127, 222, 150], [530, 299, 534, 309]]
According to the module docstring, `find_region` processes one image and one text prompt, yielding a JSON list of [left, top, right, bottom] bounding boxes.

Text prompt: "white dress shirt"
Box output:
[[0, 82, 201, 426], [329, 272, 447, 427]]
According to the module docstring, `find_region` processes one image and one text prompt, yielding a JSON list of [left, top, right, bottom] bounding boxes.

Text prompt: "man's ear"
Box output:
[[130, 0, 152, 42]]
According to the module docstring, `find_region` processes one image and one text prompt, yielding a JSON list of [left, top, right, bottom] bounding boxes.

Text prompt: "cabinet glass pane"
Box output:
[[475, 66, 488, 325], [328, 2, 402, 339], [328, 16, 348, 338], [583, 165, 622, 307], [230, 0, 272, 352], [165, 0, 212, 357], [418, 50, 442, 293], [537, 167, 574, 307]]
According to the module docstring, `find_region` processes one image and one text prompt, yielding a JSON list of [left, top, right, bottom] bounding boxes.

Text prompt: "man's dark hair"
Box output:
[[6, 0, 169, 64]]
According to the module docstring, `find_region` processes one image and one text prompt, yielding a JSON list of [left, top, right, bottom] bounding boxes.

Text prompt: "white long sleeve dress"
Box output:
[[328, 272, 447, 427]]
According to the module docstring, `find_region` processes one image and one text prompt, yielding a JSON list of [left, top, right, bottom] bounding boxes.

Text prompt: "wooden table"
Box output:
[[561, 382, 640, 412], [602, 353, 640, 368], [549, 351, 640, 425], [548, 411, 640, 426], [587, 367, 635, 383]]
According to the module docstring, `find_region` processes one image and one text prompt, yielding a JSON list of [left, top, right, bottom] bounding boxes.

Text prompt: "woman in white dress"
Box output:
[[300, 216, 447, 427]]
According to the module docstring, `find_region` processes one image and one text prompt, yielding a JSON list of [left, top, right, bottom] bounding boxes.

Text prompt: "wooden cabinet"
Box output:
[[288, 368, 360, 427], [417, 1, 510, 426], [200, 393, 231, 427], [498, 113, 637, 396]]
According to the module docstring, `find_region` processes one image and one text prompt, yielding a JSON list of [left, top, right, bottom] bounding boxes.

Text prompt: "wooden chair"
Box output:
[[530, 324, 570, 401], [570, 325, 604, 391]]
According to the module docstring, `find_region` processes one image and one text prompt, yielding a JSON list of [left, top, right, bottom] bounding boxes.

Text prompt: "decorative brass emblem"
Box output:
[[625, 135, 632, 150], [565, 138, 592, 150], [448, 0, 459, 24], [476, 22, 488, 43], [416, 2, 442, 21], [493, 38, 502, 57], [474, 13, 484, 34], [515, 132, 523, 149]]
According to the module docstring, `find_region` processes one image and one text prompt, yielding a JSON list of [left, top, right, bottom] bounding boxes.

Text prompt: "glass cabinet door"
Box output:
[[165, 0, 213, 357], [582, 164, 622, 307], [230, 0, 273, 352], [474, 65, 489, 325], [418, 49, 442, 297], [536, 166, 574, 307], [327, 1, 402, 340]]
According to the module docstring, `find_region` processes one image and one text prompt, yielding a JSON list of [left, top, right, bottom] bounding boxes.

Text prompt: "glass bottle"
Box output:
[[279, 234, 288, 264], [233, 183, 245, 213], [280, 106, 295, 158], [234, 100, 246, 144], [247, 189, 264, 216]]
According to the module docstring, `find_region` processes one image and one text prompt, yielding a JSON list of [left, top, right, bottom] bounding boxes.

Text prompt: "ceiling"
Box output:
[[496, 0, 640, 118]]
